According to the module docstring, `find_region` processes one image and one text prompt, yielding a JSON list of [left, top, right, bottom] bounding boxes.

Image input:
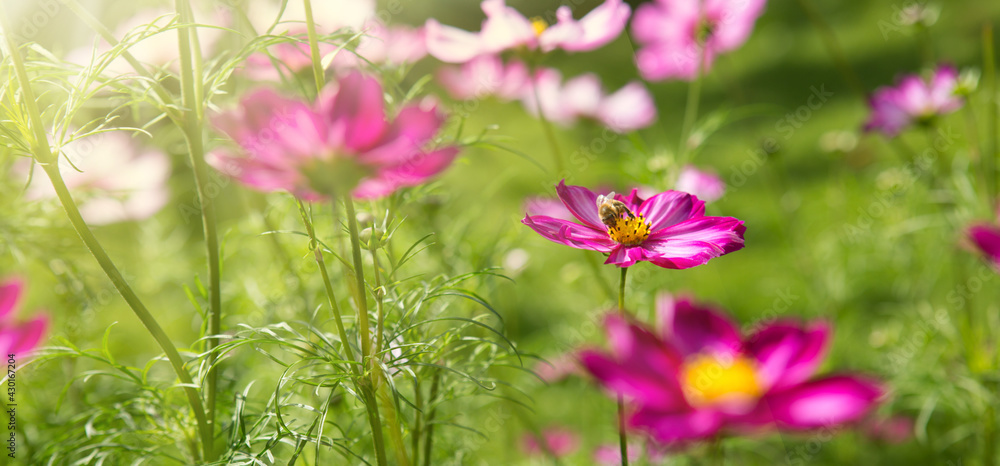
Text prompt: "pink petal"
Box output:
[[597, 82, 657, 132], [555, 0, 631, 52], [318, 72, 388, 151], [522, 215, 616, 252], [352, 147, 459, 199], [3, 316, 48, 355], [749, 376, 883, 429], [969, 224, 1000, 264], [661, 296, 741, 357], [525, 197, 575, 222], [358, 100, 446, 166], [706, 0, 767, 51], [424, 19, 486, 63], [675, 165, 725, 203], [537, 6, 584, 53], [555, 180, 606, 229], [638, 191, 704, 231], [629, 407, 724, 444], [642, 216, 746, 269], [0, 279, 24, 319], [479, 0, 537, 54], [744, 321, 831, 390], [562, 73, 604, 117], [604, 245, 646, 267]]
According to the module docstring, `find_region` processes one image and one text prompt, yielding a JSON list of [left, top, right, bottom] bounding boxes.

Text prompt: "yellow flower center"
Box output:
[[531, 17, 548, 37], [680, 354, 762, 408], [607, 214, 651, 246]]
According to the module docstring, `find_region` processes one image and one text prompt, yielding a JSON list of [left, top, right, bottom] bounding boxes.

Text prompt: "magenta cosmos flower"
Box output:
[[425, 0, 631, 63], [864, 65, 963, 137], [0, 279, 48, 357], [580, 295, 883, 444], [209, 72, 459, 200], [522, 181, 745, 268], [967, 221, 1000, 267], [632, 0, 766, 81]]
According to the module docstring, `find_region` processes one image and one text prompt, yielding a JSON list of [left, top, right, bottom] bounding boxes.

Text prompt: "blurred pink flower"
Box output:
[[864, 65, 963, 137], [339, 23, 428, 68], [240, 35, 336, 81], [863, 415, 914, 444], [521, 69, 657, 133], [632, 0, 766, 81], [19, 131, 171, 226], [0, 279, 48, 357], [522, 181, 745, 269], [967, 222, 1000, 267], [579, 294, 883, 444], [425, 0, 631, 63], [676, 165, 725, 203], [209, 72, 459, 200], [535, 352, 583, 383], [521, 427, 580, 457], [437, 55, 529, 101], [593, 443, 642, 465]]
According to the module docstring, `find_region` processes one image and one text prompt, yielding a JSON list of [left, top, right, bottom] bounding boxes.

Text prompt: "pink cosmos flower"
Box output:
[[864, 65, 963, 137], [967, 221, 1000, 267], [425, 0, 631, 63], [676, 165, 725, 203], [579, 294, 883, 444], [632, 0, 767, 81], [209, 72, 459, 200], [521, 427, 580, 457], [521, 69, 657, 133], [334, 23, 428, 68], [0, 279, 48, 357], [437, 55, 529, 101], [19, 131, 171, 225], [522, 181, 745, 268]]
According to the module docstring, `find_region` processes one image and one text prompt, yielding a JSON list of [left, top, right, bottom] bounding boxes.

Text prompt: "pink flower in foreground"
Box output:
[[19, 131, 171, 225], [209, 72, 459, 200], [522, 181, 745, 268], [425, 0, 631, 63], [579, 295, 883, 444], [676, 165, 725, 203], [0, 279, 48, 357], [437, 55, 529, 101], [521, 427, 580, 457], [521, 69, 657, 133], [632, 0, 766, 81], [865, 65, 963, 137]]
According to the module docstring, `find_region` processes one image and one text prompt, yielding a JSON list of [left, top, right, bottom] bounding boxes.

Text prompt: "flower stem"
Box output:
[[528, 65, 565, 174], [175, 1, 221, 459], [678, 42, 703, 162], [344, 196, 388, 466], [0, 14, 215, 461], [617, 266, 629, 466], [296, 201, 357, 369], [302, 0, 326, 95]]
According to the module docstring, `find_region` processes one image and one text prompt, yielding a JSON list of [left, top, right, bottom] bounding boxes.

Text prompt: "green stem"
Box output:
[[617, 267, 629, 466], [792, 0, 866, 98], [0, 13, 214, 461], [422, 369, 441, 466], [678, 41, 703, 162], [296, 201, 358, 370], [175, 1, 220, 459], [528, 64, 565, 174], [302, 0, 326, 95], [344, 197, 388, 466]]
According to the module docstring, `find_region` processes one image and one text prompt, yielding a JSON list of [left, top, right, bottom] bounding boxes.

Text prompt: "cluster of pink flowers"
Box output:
[[580, 295, 883, 444], [865, 65, 964, 137]]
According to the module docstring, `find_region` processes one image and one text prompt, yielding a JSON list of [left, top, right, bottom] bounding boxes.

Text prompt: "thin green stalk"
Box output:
[[678, 24, 704, 162], [792, 0, 866, 98], [296, 201, 358, 370], [302, 0, 326, 95], [422, 368, 441, 466], [175, 1, 220, 459], [344, 196, 388, 466], [0, 14, 214, 461], [412, 377, 423, 463], [528, 64, 564, 174], [617, 267, 629, 466], [985, 24, 998, 205]]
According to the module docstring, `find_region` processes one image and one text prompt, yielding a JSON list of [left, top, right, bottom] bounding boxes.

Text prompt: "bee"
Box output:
[[596, 192, 635, 229]]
